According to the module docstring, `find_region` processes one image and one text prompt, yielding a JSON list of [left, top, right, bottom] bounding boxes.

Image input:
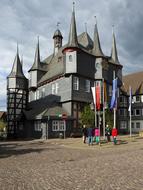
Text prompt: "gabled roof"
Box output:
[[42, 106, 68, 118], [23, 95, 65, 120], [122, 71, 143, 95], [78, 32, 93, 50]]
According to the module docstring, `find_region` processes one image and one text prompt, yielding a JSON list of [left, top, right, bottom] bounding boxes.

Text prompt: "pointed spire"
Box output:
[[93, 16, 104, 57], [8, 44, 25, 78], [68, 2, 78, 47], [21, 54, 23, 67], [110, 25, 120, 64], [29, 36, 41, 71], [34, 36, 40, 67]]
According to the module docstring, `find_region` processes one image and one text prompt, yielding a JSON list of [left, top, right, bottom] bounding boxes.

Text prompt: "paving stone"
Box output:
[[0, 137, 143, 190]]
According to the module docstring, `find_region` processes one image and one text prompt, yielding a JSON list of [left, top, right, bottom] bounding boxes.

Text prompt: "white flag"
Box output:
[[128, 86, 132, 112], [91, 86, 96, 106]]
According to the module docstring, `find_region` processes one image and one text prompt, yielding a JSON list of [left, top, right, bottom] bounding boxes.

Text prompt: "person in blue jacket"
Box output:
[[87, 126, 93, 145]]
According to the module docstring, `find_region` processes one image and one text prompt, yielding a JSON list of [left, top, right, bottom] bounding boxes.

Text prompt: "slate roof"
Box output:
[[8, 52, 27, 79], [78, 32, 93, 50], [42, 106, 68, 118], [122, 71, 143, 95], [38, 32, 94, 85], [23, 95, 62, 120], [92, 22, 104, 57], [29, 38, 47, 72], [37, 29, 122, 86], [53, 29, 63, 39], [67, 8, 79, 48], [109, 32, 120, 65]]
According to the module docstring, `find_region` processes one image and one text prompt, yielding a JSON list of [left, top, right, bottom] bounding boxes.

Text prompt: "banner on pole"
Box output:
[[91, 86, 96, 105], [128, 86, 132, 112], [104, 82, 108, 109], [110, 78, 118, 109], [91, 83, 101, 111], [96, 84, 100, 110]]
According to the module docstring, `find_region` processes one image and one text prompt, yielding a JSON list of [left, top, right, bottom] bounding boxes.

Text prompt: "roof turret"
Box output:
[[29, 37, 41, 71], [110, 26, 120, 64], [8, 44, 26, 78], [67, 2, 78, 48], [92, 16, 104, 57]]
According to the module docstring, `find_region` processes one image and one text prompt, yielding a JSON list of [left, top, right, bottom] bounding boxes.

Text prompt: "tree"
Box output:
[[0, 120, 6, 132], [80, 104, 95, 127]]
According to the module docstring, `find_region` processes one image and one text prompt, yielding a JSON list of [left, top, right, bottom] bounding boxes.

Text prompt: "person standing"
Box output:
[[105, 124, 111, 142], [87, 126, 93, 146], [112, 128, 118, 145], [82, 125, 87, 143]]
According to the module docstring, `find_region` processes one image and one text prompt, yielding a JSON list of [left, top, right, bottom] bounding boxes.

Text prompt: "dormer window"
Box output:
[[69, 55, 72, 62]]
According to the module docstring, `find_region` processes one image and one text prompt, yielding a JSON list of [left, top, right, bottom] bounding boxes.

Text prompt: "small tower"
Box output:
[[28, 37, 44, 90], [93, 17, 105, 81], [110, 25, 120, 64], [67, 2, 78, 48], [63, 2, 79, 74], [53, 23, 63, 55], [7, 45, 28, 138], [92, 16, 104, 57]]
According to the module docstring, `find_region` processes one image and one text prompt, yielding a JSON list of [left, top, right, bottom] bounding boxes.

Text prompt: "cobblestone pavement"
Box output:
[[0, 137, 143, 190]]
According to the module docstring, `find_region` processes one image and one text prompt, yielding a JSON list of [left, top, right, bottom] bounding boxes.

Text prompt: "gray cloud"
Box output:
[[0, 0, 143, 110]]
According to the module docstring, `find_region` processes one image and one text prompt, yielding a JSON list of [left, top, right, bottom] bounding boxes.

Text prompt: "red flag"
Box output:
[[96, 84, 100, 110]]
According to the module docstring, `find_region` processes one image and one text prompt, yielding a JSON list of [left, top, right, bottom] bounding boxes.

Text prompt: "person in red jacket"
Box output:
[[112, 128, 118, 145]]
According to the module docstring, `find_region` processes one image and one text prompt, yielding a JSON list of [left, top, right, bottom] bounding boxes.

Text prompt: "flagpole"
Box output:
[[129, 86, 132, 137], [113, 71, 116, 129], [94, 81, 97, 128], [102, 78, 105, 138]]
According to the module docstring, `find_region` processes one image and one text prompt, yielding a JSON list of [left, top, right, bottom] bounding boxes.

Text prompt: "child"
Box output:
[[95, 127, 100, 145], [105, 124, 111, 142], [112, 128, 118, 145]]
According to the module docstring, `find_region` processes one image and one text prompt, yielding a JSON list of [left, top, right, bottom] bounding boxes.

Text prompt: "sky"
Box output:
[[0, 0, 143, 111]]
